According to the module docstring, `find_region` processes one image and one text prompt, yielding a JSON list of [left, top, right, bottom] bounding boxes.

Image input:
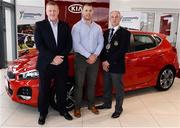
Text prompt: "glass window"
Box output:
[[128, 34, 135, 52], [140, 12, 155, 32], [159, 13, 179, 46], [5, 7, 15, 61], [1, 0, 15, 67], [130, 35, 157, 52], [154, 36, 162, 45], [5, 7, 13, 61], [3, 0, 14, 4]]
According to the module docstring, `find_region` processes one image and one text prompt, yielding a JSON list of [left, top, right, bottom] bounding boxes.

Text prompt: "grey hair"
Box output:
[[110, 10, 122, 18]]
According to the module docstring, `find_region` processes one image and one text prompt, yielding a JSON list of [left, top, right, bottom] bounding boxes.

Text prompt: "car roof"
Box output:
[[129, 30, 166, 39]]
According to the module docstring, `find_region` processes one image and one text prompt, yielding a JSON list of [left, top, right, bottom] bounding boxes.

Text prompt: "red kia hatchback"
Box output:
[[5, 30, 179, 110]]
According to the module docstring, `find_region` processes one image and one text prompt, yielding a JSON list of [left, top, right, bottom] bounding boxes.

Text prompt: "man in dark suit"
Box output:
[[34, 1, 73, 125], [97, 11, 131, 118]]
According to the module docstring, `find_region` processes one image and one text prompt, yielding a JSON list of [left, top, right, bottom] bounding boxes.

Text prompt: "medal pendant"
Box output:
[[114, 41, 118, 46], [106, 43, 111, 50]]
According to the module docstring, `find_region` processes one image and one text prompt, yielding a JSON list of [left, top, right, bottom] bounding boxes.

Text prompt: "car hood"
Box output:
[[8, 52, 38, 74]]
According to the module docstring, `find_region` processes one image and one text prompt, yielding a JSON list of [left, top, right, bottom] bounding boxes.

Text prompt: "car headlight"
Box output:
[[19, 70, 39, 80]]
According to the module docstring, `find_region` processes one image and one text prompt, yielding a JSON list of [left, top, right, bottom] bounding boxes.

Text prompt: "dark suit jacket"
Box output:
[[100, 27, 130, 73], [34, 19, 72, 72]]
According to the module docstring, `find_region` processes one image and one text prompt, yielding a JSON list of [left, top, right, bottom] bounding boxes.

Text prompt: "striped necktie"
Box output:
[[109, 28, 114, 42]]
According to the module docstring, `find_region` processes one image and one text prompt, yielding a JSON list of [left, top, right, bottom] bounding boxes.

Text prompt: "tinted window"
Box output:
[[129, 34, 157, 52], [154, 36, 162, 45], [128, 34, 135, 52]]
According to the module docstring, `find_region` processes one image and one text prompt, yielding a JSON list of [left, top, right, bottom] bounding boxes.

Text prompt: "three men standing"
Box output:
[[35, 1, 129, 124], [71, 4, 104, 118], [97, 11, 131, 118]]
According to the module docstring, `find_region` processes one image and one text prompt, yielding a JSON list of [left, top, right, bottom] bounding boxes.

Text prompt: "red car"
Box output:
[[5, 30, 179, 110]]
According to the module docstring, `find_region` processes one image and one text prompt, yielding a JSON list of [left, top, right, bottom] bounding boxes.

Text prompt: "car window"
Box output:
[[154, 36, 162, 45], [128, 34, 135, 52], [129, 34, 157, 52]]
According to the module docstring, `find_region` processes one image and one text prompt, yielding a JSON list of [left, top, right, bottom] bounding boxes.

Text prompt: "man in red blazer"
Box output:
[[34, 1, 73, 125]]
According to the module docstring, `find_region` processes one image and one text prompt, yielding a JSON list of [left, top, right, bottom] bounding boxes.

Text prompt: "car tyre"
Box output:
[[156, 67, 175, 91], [50, 79, 75, 111]]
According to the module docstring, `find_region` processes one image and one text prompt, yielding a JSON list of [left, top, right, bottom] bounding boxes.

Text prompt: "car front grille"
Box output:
[[7, 71, 15, 79]]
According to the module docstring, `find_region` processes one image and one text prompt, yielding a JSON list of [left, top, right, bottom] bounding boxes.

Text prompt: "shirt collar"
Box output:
[[48, 18, 58, 26], [81, 18, 94, 26], [111, 25, 120, 32]]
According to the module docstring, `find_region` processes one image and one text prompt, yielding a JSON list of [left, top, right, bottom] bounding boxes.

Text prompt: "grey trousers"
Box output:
[[74, 53, 99, 108], [103, 71, 124, 112]]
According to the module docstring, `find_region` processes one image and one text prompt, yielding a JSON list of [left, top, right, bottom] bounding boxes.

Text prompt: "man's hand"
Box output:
[[102, 61, 110, 72], [51, 56, 64, 65], [86, 54, 97, 64]]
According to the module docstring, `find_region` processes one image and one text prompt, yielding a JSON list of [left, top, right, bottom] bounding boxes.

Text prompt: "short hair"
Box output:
[[82, 3, 93, 10], [110, 10, 122, 18], [46, 1, 58, 7]]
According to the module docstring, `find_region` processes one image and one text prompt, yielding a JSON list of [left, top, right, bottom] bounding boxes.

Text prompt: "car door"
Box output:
[[123, 34, 159, 89]]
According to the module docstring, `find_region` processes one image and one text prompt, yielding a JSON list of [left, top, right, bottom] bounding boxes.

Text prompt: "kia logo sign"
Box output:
[[68, 4, 82, 14]]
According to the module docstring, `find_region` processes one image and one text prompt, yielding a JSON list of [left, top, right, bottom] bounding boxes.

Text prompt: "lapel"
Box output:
[[110, 26, 121, 43], [105, 29, 110, 44], [57, 21, 63, 48], [45, 19, 57, 49]]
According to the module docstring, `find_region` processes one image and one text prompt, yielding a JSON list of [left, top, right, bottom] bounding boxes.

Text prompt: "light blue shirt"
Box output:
[[71, 19, 104, 58], [49, 19, 58, 45]]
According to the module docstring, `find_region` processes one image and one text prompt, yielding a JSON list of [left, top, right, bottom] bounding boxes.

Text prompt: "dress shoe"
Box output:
[[111, 110, 123, 118], [74, 108, 81, 118], [88, 106, 99, 114], [96, 104, 111, 109], [38, 115, 46, 125], [60, 112, 73, 120]]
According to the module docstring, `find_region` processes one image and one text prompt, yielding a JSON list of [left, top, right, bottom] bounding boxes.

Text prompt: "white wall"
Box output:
[[16, 0, 44, 7], [110, 0, 180, 11], [110, 0, 180, 64]]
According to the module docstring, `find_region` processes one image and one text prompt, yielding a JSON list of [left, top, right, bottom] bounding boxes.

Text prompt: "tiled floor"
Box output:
[[1, 68, 180, 128]]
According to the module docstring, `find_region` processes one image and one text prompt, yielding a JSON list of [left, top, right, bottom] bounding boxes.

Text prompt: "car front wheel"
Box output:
[[156, 67, 175, 91], [50, 80, 75, 111]]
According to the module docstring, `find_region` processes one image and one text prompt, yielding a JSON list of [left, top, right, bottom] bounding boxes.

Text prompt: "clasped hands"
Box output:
[[51, 56, 64, 65], [86, 54, 97, 64]]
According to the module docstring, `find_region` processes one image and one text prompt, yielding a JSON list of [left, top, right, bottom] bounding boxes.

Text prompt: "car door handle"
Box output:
[[142, 56, 151, 60], [159, 54, 165, 57], [126, 58, 139, 63]]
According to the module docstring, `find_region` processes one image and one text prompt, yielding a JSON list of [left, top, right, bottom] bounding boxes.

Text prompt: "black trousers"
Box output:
[[38, 64, 68, 116], [103, 71, 124, 112]]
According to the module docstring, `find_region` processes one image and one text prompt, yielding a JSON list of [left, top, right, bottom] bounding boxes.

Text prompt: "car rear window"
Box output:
[[129, 34, 157, 52]]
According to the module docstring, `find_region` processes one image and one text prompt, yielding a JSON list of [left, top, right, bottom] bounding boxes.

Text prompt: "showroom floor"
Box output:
[[1, 69, 180, 128]]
